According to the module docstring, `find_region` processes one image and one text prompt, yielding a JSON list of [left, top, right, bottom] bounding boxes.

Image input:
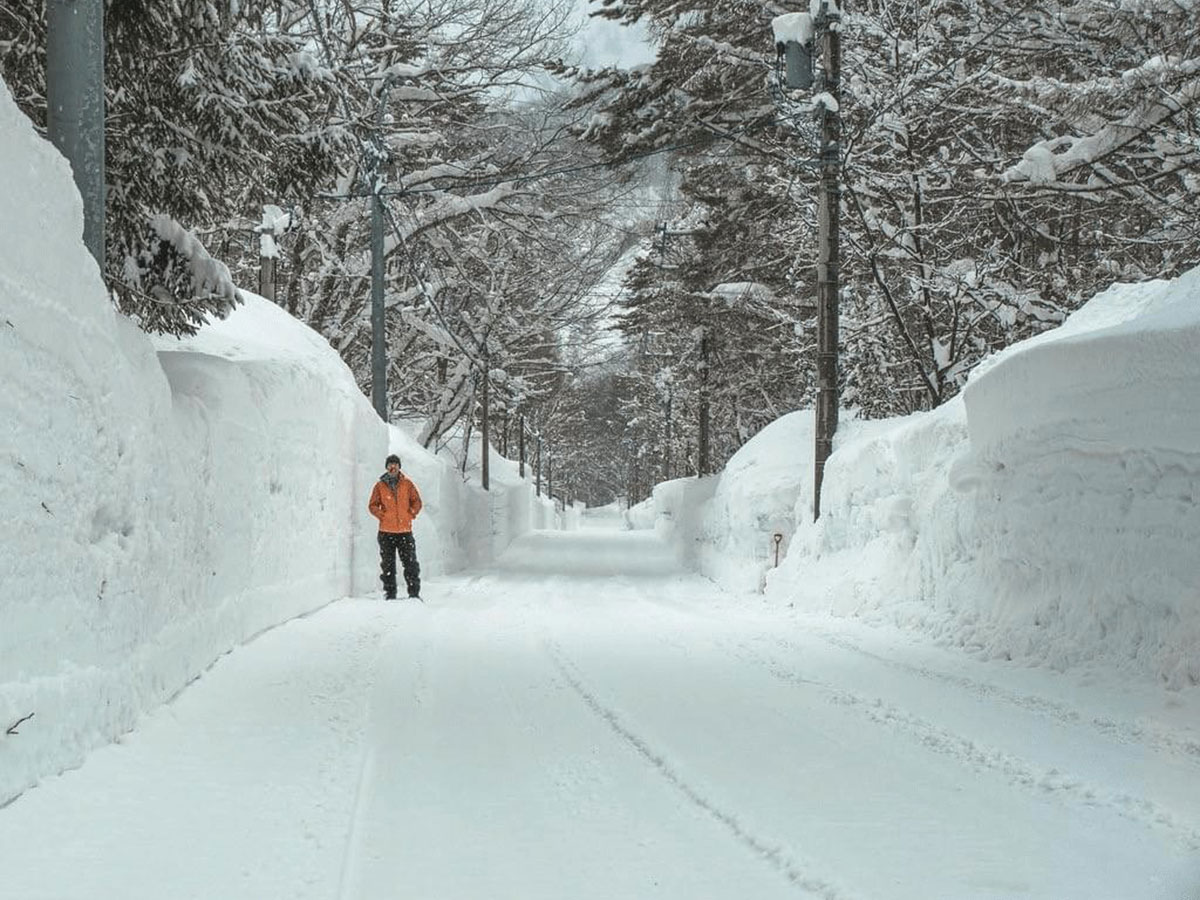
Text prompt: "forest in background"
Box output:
[[3, 0, 1198, 505]]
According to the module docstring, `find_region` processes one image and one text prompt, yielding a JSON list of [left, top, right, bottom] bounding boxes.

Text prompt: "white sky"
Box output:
[[573, 0, 656, 69]]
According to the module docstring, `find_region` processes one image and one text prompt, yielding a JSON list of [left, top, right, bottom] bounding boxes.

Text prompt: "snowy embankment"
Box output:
[[0, 81, 553, 805], [642, 271, 1200, 688], [634, 411, 811, 592]]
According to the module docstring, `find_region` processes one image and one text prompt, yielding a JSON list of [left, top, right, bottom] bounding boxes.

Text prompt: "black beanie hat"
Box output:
[[385, 454, 401, 467]]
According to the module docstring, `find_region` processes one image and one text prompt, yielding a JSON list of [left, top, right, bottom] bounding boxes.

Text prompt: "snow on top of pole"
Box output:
[[772, 12, 814, 46]]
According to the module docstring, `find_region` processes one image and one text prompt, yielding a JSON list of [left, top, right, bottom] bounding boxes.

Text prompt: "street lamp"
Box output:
[[772, 0, 842, 521]]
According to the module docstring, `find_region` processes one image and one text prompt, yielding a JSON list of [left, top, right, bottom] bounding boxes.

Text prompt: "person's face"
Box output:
[[387, 462, 399, 475]]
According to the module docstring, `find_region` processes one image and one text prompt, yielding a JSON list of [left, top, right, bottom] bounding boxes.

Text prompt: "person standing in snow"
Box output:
[[368, 454, 423, 600]]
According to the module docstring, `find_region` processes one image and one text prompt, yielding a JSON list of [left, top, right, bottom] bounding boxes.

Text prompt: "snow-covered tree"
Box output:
[[1, 0, 350, 334], [574, 0, 1200, 422]]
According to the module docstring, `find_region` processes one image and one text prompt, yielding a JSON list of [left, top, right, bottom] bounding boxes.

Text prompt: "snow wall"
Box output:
[[0, 81, 558, 804], [628, 411, 813, 592], [638, 270, 1200, 688]]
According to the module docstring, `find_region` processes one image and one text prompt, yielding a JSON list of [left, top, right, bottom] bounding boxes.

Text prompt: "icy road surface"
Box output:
[[2, 524, 1199, 899]]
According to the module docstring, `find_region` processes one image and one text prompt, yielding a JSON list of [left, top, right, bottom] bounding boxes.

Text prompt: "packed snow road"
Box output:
[[2, 525, 1199, 900]]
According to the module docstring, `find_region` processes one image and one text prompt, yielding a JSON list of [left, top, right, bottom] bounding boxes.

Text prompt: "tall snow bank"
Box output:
[[767, 269, 1200, 688], [695, 412, 813, 591], [1, 80, 182, 802], [641, 475, 720, 569], [0, 78, 387, 804], [0, 76, 563, 805], [949, 270, 1200, 686], [153, 290, 386, 626], [626, 414, 812, 591], [635, 260, 1199, 686], [390, 424, 566, 574], [767, 400, 972, 626]]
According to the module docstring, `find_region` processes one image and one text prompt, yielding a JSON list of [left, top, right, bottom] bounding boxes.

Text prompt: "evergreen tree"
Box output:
[[574, 0, 1200, 425], [1, 0, 349, 334]]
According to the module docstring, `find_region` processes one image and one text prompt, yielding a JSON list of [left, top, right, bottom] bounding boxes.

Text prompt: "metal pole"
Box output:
[[813, 0, 841, 521], [46, 0, 105, 269], [369, 81, 393, 422], [370, 190, 387, 420]]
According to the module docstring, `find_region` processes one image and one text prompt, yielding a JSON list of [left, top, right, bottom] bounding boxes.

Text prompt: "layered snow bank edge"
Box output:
[[643, 269, 1200, 688], [0, 171, 386, 803], [0, 80, 561, 805], [946, 270, 1200, 686]]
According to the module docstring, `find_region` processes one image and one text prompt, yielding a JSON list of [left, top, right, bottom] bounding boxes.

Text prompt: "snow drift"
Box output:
[[641, 269, 1200, 688], [947, 270, 1200, 686], [0, 79, 558, 805], [0, 78, 388, 803]]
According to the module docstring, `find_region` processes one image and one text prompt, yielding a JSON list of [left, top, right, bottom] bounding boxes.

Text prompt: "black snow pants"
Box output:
[[378, 530, 421, 598]]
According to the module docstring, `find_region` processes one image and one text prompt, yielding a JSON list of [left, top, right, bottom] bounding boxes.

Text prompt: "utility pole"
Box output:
[[772, 0, 842, 520], [480, 355, 490, 490], [46, 0, 105, 269], [256, 205, 292, 303], [259, 242, 276, 302], [368, 78, 395, 422], [664, 382, 673, 481], [519, 414, 526, 479], [813, 0, 841, 522], [535, 434, 543, 496], [697, 328, 711, 476]]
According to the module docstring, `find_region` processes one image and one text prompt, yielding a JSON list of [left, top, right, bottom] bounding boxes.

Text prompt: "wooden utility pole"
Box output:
[[664, 384, 673, 481], [813, 0, 841, 521], [259, 252, 276, 302], [480, 357, 490, 490], [698, 328, 711, 476], [535, 434, 543, 496], [519, 414, 526, 479]]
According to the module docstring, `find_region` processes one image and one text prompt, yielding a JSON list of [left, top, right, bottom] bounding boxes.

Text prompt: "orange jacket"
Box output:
[[368, 475, 423, 533]]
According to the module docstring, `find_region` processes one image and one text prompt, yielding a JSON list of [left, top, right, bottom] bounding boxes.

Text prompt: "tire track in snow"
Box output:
[[336, 610, 426, 900], [738, 643, 1200, 851], [544, 641, 856, 900], [807, 631, 1200, 766], [335, 745, 376, 900]]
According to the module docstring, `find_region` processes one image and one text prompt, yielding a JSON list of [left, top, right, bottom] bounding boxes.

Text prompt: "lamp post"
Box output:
[[772, 0, 842, 521]]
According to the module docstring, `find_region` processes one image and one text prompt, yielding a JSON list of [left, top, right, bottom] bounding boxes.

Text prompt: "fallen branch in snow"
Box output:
[[6, 713, 34, 735]]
